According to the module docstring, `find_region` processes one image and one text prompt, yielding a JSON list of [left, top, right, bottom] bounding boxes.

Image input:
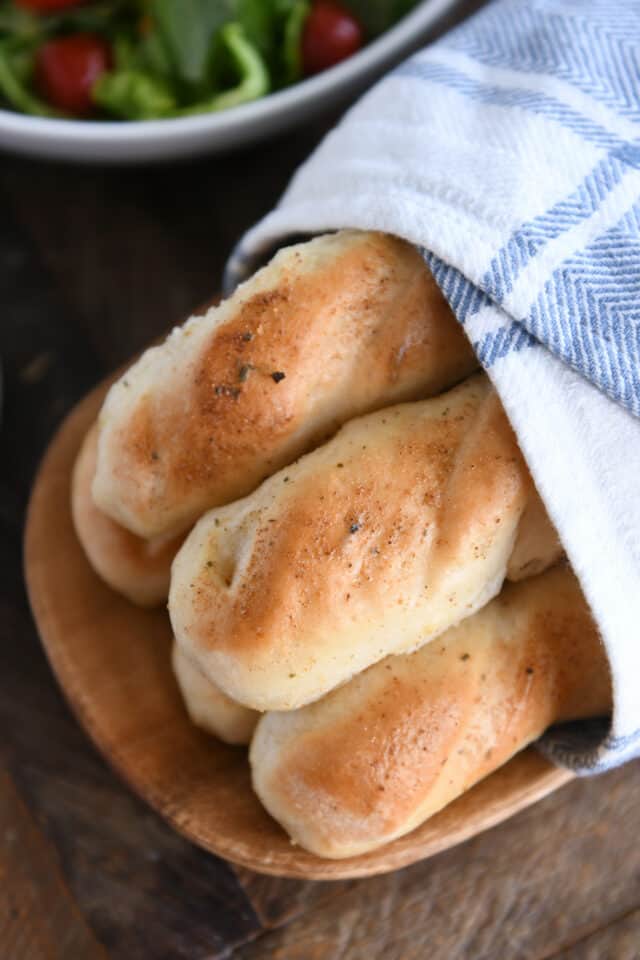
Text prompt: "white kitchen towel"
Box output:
[[225, 0, 640, 772]]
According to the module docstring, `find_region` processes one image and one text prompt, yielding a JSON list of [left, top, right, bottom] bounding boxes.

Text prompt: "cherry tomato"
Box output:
[[302, 1, 363, 76], [35, 34, 112, 116], [15, 0, 85, 12]]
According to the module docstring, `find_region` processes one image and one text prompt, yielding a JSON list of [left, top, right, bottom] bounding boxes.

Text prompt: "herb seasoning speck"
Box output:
[[215, 384, 241, 399]]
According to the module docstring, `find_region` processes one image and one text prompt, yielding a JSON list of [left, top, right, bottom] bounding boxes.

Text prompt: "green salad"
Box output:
[[0, 0, 419, 120]]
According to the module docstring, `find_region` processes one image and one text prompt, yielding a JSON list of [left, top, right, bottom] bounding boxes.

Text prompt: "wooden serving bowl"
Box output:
[[24, 379, 574, 880]]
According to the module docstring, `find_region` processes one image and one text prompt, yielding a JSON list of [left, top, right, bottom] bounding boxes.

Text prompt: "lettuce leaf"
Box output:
[[92, 68, 176, 119], [180, 21, 268, 114], [282, 0, 309, 83], [0, 39, 58, 117], [342, 0, 417, 38], [149, 0, 234, 91]]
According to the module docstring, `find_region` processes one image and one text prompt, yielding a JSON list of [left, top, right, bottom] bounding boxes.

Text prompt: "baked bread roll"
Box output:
[[93, 230, 476, 540], [172, 644, 258, 745], [73, 425, 258, 722], [250, 566, 611, 858], [170, 375, 560, 712], [72, 424, 183, 606], [170, 489, 562, 743], [171, 503, 563, 746]]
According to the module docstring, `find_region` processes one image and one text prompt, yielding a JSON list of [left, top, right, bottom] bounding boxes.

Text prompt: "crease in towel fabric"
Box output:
[[224, 0, 640, 773]]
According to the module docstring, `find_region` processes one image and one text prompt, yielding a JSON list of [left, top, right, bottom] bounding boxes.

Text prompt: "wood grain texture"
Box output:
[[0, 203, 264, 960], [232, 868, 356, 929], [554, 907, 640, 960], [1, 0, 635, 942], [0, 771, 106, 960], [25, 375, 574, 880], [236, 762, 640, 960]]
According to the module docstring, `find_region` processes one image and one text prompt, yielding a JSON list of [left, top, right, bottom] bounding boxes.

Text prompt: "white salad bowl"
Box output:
[[0, 0, 461, 163]]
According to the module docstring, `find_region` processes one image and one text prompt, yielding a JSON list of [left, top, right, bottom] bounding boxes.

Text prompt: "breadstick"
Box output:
[[172, 644, 258, 745], [93, 230, 476, 539], [73, 424, 257, 725], [250, 566, 611, 858], [170, 375, 560, 711], [71, 424, 183, 606], [172, 490, 561, 741]]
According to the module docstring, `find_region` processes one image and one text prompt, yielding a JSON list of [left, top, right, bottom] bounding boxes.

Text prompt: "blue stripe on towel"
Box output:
[[528, 202, 640, 414], [480, 149, 639, 303], [397, 60, 625, 148], [444, 0, 640, 122]]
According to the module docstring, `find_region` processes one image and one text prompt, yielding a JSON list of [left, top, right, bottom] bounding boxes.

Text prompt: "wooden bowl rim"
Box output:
[[24, 377, 574, 880]]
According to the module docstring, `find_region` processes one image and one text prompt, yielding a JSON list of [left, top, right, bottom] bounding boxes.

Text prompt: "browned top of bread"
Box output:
[[72, 424, 183, 606], [250, 567, 611, 857], [93, 230, 476, 539], [170, 376, 543, 711]]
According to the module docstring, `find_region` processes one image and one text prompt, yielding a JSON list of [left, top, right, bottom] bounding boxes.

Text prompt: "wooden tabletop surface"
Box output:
[[1, 19, 639, 957]]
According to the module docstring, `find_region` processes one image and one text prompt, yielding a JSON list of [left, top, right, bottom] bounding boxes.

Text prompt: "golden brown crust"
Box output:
[[250, 567, 611, 858], [93, 231, 477, 539], [71, 424, 183, 606], [169, 376, 559, 712]]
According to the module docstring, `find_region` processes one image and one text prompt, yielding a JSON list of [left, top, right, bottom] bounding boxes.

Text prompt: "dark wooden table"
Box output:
[[2, 43, 640, 960]]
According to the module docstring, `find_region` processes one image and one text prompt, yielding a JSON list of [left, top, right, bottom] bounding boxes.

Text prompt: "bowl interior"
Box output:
[[0, 0, 461, 161]]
